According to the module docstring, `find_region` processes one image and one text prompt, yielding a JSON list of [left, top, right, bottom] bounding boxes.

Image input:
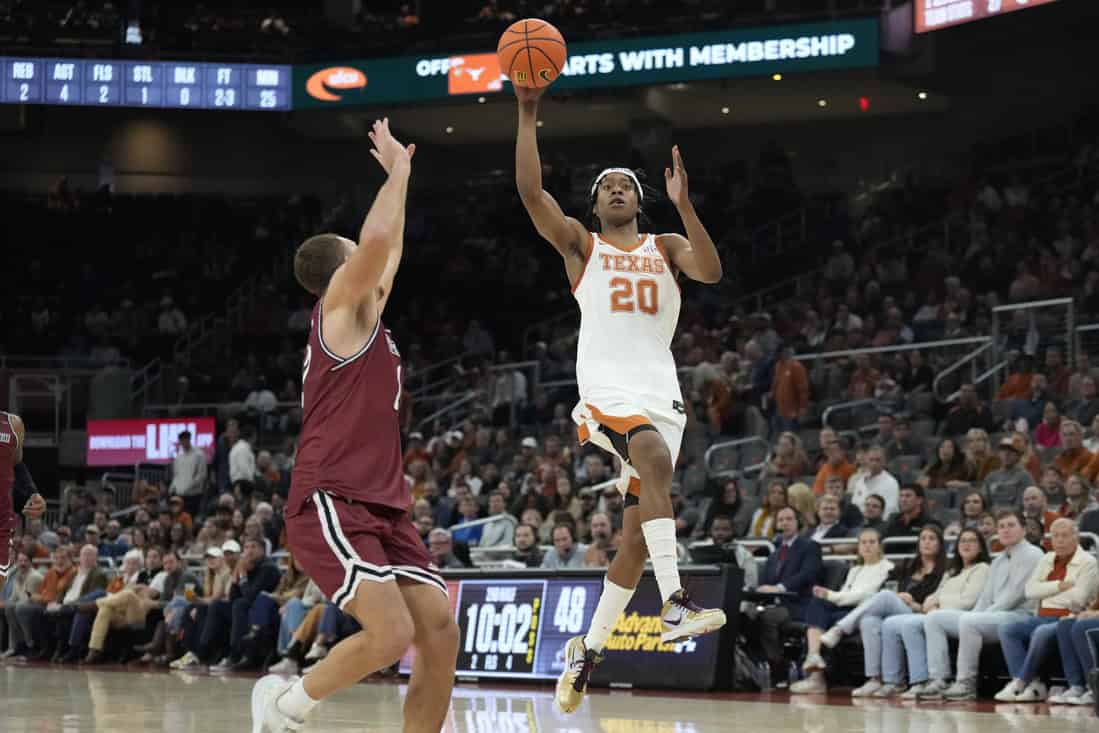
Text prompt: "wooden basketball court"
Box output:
[[1, 663, 1095, 732]]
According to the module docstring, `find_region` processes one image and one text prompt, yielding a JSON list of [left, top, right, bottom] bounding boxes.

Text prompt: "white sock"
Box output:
[[277, 678, 320, 721], [583, 578, 635, 653], [641, 517, 682, 603]]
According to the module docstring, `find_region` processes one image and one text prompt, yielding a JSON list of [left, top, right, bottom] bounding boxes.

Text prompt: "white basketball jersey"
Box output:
[[573, 232, 683, 402]]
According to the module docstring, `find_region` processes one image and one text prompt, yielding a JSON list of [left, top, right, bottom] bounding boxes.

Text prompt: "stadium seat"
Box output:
[[908, 392, 935, 419], [925, 487, 953, 513]]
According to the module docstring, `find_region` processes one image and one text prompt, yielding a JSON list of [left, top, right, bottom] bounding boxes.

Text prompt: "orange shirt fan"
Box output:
[[497, 19, 568, 89]]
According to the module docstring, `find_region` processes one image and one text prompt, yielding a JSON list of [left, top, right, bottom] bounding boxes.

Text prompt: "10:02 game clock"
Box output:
[[455, 579, 546, 676]]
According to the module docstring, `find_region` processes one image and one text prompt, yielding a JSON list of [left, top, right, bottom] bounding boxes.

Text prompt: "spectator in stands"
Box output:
[[233, 554, 309, 671], [170, 430, 207, 517], [1066, 377, 1099, 427], [1014, 431, 1043, 481], [0, 552, 42, 659], [541, 524, 586, 569], [63, 548, 146, 663], [479, 491, 516, 548], [791, 528, 894, 694], [786, 484, 816, 530], [1060, 474, 1095, 521], [427, 529, 467, 570], [583, 512, 614, 567], [157, 296, 186, 336], [808, 495, 850, 546], [1036, 402, 1063, 449], [84, 547, 181, 664], [1051, 582, 1099, 705], [884, 416, 919, 460], [702, 478, 747, 539], [1055, 417, 1090, 476], [945, 491, 989, 538], [755, 507, 822, 687], [824, 476, 863, 530], [229, 426, 257, 486], [769, 346, 809, 434], [47, 544, 108, 662], [818, 525, 947, 697], [1069, 354, 1099, 401], [964, 429, 1000, 482], [918, 438, 971, 490], [208, 538, 279, 672], [264, 578, 327, 676], [889, 528, 992, 699], [900, 350, 934, 395], [941, 384, 998, 438], [998, 353, 1035, 400], [920, 509, 1044, 700], [850, 446, 900, 517], [813, 441, 855, 497], [1047, 347, 1072, 399], [860, 495, 888, 535], [761, 432, 810, 484], [995, 518, 1099, 702], [1011, 374, 1052, 433], [511, 523, 543, 568], [748, 479, 787, 538], [1021, 485, 1058, 534], [884, 485, 934, 540], [14, 548, 75, 660], [983, 437, 1033, 506]]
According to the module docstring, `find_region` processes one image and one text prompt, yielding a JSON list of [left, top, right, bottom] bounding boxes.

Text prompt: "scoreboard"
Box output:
[[915, 0, 1059, 33], [401, 567, 741, 691], [1, 57, 291, 111]]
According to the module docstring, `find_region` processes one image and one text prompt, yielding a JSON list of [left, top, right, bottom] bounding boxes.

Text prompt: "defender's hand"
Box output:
[[368, 118, 415, 175]]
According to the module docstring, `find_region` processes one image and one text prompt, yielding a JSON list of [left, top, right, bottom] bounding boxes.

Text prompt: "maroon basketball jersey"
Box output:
[[0, 412, 17, 530], [289, 302, 407, 517]]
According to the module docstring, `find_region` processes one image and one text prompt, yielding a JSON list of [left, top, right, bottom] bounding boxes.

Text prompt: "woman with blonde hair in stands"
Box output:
[[790, 527, 894, 693], [748, 479, 788, 538], [787, 483, 818, 529], [1061, 474, 1096, 521], [964, 429, 1000, 483], [762, 432, 810, 483], [816, 525, 948, 697]]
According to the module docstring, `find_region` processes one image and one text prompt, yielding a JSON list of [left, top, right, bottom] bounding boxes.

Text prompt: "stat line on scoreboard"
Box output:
[[1, 56, 292, 111]]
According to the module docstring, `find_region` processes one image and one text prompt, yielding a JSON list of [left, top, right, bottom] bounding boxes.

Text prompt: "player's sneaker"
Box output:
[[555, 636, 604, 714], [251, 674, 303, 733], [659, 589, 727, 643]]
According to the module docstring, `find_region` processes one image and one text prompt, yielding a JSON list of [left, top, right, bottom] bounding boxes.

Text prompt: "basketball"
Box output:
[[497, 18, 568, 89]]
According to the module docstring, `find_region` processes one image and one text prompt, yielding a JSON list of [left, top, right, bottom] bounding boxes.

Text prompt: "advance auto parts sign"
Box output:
[[293, 18, 877, 109]]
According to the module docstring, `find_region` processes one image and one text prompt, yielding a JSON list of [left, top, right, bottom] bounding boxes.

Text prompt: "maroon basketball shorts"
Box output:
[[286, 490, 447, 610], [0, 514, 13, 580]]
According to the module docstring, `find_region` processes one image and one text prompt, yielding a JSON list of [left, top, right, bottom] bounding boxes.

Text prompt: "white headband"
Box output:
[[591, 168, 643, 202]]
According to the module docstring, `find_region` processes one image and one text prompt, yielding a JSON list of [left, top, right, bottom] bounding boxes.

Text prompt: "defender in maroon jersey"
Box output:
[[252, 120, 459, 733], [0, 411, 46, 591]]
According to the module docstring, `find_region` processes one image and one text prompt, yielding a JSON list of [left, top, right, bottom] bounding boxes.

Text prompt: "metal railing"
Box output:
[[703, 436, 770, 478], [414, 390, 484, 432], [0, 354, 130, 369], [931, 339, 995, 402], [821, 399, 878, 430]]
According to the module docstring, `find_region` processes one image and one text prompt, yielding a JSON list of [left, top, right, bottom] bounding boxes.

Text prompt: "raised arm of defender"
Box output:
[[514, 88, 589, 270], [326, 118, 414, 321]]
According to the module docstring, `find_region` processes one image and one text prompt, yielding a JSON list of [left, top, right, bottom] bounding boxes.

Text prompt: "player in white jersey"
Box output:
[[513, 84, 727, 712]]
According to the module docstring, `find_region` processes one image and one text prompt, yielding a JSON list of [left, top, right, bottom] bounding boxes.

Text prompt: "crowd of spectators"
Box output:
[[0, 0, 888, 60]]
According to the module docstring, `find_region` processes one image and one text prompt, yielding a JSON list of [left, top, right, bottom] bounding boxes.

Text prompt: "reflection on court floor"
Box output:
[[1, 665, 1094, 733]]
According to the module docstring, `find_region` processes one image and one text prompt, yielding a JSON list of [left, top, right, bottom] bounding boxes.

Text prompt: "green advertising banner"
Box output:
[[294, 18, 879, 109]]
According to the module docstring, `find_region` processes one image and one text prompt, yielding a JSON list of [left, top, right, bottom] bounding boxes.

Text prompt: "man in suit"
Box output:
[[808, 494, 850, 548], [45, 542, 109, 661], [753, 506, 823, 685]]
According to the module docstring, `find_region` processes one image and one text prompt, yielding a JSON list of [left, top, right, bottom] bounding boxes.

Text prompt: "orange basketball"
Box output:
[[497, 18, 568, 89]]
